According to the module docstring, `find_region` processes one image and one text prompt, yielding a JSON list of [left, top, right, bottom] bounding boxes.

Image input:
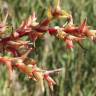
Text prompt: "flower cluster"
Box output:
[[0, 0, 96, 92]]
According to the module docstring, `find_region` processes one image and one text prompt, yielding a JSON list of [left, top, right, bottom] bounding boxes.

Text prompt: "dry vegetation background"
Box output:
[[0, 0, 96, 96]]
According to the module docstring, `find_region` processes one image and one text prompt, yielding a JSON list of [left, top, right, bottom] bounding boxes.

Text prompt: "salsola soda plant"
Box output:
[[0, 0, 96, 94]]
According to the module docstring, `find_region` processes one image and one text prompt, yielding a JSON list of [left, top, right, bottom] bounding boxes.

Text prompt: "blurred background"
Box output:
[[0, 0, 96, 96]]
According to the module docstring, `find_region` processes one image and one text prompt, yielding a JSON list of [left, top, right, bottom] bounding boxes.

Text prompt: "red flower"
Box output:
[[0, 57, 13, 82], [44, 73, 56, 90], [64, 38, 74, 50]]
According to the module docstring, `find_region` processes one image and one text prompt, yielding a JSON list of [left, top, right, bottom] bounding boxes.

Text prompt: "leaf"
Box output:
[[54, 0, 60, 10], [60, 10, 70, 18], [47, 7, 53, 19]]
